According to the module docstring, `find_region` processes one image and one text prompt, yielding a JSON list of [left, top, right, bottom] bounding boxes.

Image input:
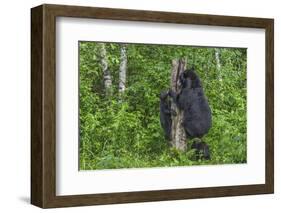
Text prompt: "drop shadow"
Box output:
[[18, 196, 30, 204]]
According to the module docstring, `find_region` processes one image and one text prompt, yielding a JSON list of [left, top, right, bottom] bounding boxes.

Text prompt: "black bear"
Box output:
[[169, 68, 212, 138], [191, 139, 210, 160], [159, 91, 172, 140]]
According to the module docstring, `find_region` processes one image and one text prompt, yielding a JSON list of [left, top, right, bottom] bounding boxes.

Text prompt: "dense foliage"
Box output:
[[79, 42, 247, 170]]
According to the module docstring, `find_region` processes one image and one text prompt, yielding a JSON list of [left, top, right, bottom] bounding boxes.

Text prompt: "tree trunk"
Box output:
[[170, 59, 187, 151], [99, 43, 112, 96], [215, 48, 222, 82], [119, 44, 127, 94]]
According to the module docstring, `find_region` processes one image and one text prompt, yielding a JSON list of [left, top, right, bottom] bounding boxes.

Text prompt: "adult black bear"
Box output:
[[159, 91, 172, 140], [169, 68, 212, 138]]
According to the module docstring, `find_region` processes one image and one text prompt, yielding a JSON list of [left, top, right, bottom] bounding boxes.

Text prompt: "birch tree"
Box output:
[[119, 44, 127, 94], [215, 48, 222, 82], [99, 43, 112, 96]]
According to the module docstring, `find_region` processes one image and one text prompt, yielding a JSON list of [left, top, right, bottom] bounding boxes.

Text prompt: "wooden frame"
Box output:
[[31, 4, 274, 208]]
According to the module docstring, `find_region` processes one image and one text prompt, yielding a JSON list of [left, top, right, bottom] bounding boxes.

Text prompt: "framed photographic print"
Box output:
[[31, 4, 274, 208]]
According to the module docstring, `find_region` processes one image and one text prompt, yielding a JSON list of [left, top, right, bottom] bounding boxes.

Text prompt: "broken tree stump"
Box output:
[[170, 59, 187, 151]]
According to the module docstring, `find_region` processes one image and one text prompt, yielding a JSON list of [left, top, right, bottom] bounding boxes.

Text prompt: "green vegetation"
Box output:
[[79, 42, 247, 170]]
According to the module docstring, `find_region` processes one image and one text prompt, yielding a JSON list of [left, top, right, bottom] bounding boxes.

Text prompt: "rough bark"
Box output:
[[119, 44, 127, 94], [99, 43, 112, 96], [170, 59, 187, 151]]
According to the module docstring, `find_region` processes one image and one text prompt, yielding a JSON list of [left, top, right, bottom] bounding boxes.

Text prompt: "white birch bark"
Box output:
[[119, 44, 127, 94], [99, 43, 112, 96], [215, 48, 222, 82]]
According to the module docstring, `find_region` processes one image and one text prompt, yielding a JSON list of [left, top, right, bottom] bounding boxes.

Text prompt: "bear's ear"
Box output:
[[186, 67, 195, 75], [186, 66, 195, 73], [191, 66, 195, 71]]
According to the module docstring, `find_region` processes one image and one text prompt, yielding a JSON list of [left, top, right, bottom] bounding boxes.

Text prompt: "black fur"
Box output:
[[159, 91, 172, 140], [183, 67, 202, 88], [191, 139, 210, 160], [169, 68, 212, 138]]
